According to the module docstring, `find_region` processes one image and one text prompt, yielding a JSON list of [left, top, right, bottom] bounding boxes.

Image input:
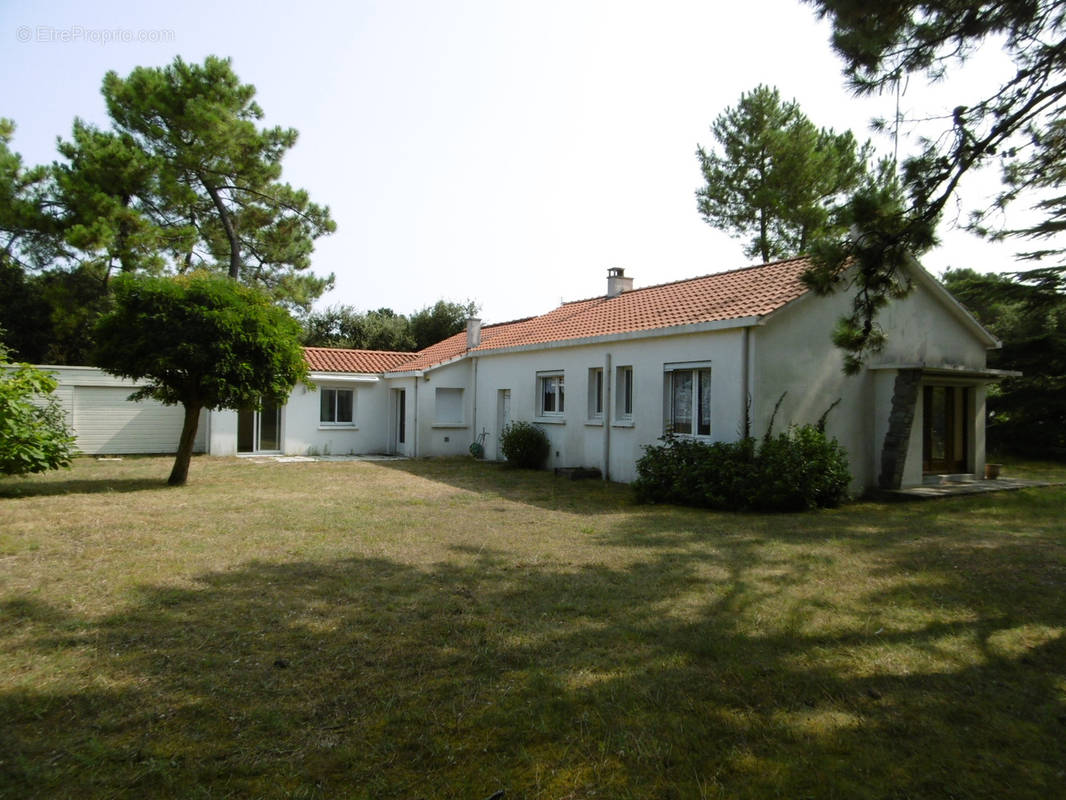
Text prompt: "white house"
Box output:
[[46, 256, 1007, 491]]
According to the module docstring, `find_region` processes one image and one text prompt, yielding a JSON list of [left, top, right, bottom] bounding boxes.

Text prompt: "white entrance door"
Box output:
[[496, 389, 511, 460], [393, 389, 407, 454]]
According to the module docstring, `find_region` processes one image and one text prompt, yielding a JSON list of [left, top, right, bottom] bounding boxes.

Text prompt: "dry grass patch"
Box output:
[[2, 455, 1065, 799]]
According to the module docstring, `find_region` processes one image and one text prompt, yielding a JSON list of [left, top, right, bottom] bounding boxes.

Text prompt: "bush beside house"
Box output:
[[499, 421, 551, 469], [633, 425, 850, 512]]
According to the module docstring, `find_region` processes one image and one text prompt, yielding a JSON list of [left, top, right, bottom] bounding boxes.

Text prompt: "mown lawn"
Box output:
[[1, 456, 1064, 799]]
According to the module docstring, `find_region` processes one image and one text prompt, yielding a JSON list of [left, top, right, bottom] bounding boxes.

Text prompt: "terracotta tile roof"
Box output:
[[304, 347, 416, 373], [387, 256, 813, 373]]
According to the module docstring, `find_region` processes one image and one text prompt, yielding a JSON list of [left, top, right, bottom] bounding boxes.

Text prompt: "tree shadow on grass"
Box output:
[[375, 457, 636, 515], [0, 478, 171, 499], [4, 510, 1065, 800]]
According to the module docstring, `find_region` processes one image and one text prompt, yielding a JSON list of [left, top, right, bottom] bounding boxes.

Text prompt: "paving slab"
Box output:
[[885, 477, 1061, 500], [244, 454, 408, 464]]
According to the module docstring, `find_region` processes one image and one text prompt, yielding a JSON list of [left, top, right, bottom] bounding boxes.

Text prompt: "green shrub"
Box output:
[[499, 421, 551, 469], [633, 425, 850, 512], [0, 348, 78, 476]]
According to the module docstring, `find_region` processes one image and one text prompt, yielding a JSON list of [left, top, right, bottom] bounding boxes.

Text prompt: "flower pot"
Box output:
[[984, 463, 1001, 480]]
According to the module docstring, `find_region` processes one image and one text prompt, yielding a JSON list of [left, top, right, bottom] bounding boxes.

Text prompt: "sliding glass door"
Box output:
[[237, 399, 282, 453]]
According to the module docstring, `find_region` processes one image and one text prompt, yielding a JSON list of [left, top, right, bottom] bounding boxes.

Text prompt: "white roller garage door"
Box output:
[[72, 386, 206, 455]]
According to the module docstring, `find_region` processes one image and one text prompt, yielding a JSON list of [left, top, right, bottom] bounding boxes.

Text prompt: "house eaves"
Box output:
[[306, 371, 382, 384], [391, 315, 769, 374], [471, 314, 768, 359]]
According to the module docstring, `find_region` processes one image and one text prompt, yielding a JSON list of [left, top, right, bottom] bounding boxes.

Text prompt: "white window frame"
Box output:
[[433, 387, 465, 427], [537, 371, 565, 418], [663, 362, 711, 437], [319, 387, 355, 426], [587, 367, 603, 421], [615, 365, 633, 421]]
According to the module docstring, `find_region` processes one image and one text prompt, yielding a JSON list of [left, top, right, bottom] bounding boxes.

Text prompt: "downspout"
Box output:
[[741, 327, 751, 438], [603, 352, 612, 481], [471, 357, 479, 445], [413, 378, 419, 457]]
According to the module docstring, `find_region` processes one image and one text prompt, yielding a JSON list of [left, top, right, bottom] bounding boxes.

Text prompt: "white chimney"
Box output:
[[466, 317, 482, 349], [607, 267, 633, 298]]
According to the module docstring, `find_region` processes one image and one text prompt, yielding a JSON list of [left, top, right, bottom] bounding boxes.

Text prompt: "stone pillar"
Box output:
[[878, 369, 922, 490]]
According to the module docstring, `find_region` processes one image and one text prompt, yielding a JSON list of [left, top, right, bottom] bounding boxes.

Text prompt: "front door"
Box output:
[[393, 389, 406, 453], [923, 386, 969, 474], [237, 399, 282, 453]]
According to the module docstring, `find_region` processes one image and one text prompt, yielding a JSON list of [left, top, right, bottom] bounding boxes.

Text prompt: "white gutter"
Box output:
[[306, 372, 381, 384]]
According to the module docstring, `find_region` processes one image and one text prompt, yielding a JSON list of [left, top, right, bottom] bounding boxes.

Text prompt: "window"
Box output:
[[587, 368, 603, 420], [616, 366, 633, 420], [434, 387, 464, 425], [320, 388, 354, 425], [538, 372, 565, 416], [663, 363, 711, 436]]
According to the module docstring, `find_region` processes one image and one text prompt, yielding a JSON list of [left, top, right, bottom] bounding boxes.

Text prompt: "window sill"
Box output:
[[318, 424, 358, 431], [431, 423, 468, 429], [585, 419, 604, 427], [612, 419, 635, 428], [534, 417, 566, 425]]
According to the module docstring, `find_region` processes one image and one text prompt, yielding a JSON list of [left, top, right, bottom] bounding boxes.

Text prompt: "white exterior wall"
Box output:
[[468, 328, 747, 482], [408, 360, 476, 458], [43, 365, 207, 455], [751, 274, 993, 490], [208, 376, 393, 456]]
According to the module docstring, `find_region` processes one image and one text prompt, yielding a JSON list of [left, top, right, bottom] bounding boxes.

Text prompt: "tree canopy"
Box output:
[[0, 56, 336, 364], [803, 0, 1066, 370], [94, 272, 309, 485], [409, 300, 479, 351], [301, 299, 479, 352], [302, 306, 416, 352], [942, 266, 1066, 456], [696, 85, 874, 263], [98, 56, 336, 307]]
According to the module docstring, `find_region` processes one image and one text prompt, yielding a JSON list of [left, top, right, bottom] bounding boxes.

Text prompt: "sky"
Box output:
[[0, 0, 1030, 325]]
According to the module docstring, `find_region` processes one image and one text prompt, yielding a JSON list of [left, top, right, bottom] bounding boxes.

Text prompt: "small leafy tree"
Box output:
[[0, 338, 77, 476], [94, 272, 309, 485]]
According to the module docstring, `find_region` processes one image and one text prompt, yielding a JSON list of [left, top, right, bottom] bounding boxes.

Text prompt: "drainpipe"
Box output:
[[603, 352, 612, 481], [741, 327, 751, 438], [413, 378, 419, 457], [471, 357, 479, 445]]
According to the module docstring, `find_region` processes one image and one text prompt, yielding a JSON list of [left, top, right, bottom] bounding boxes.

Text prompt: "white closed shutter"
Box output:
[[72, 387, 206, 454]]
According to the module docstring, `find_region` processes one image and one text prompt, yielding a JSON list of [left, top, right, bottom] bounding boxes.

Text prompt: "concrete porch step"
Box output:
[[923, 473, 977, 486]]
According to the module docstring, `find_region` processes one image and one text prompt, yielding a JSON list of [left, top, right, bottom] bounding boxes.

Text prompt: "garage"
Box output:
[[45, 366, 207, 455]]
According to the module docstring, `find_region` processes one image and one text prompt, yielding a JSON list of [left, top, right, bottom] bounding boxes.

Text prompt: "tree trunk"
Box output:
[[168, 402, 202, 486], [201, 178, 242, 280]]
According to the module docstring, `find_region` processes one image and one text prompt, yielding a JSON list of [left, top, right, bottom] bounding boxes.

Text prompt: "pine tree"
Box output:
[[696, 85, 872, 263]]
